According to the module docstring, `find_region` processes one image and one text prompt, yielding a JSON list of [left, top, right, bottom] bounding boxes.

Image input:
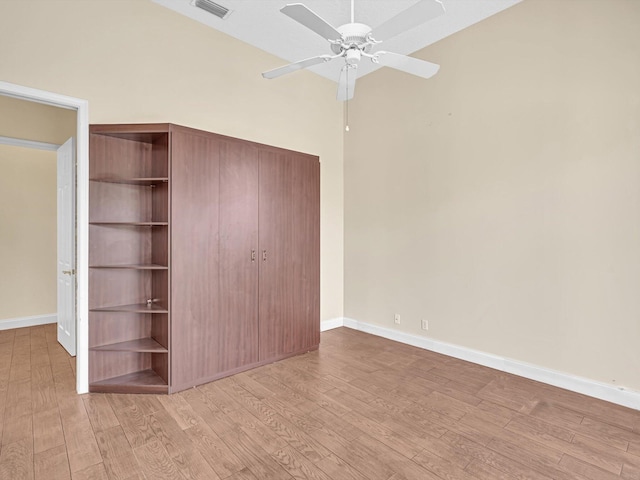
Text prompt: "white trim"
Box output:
[[321, 317, 345, 331], [0, 135, 60, 151], [0, 84, 79, 110], [0, 81, 89, 395], [342, 317, 640, 411], [0, 314, 57, 331]]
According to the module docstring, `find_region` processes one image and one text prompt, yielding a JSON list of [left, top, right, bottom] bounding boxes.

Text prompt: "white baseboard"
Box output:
[[340, 317, 640, 411], [0, 314, 57, 331], [321, 317, 345, 331]]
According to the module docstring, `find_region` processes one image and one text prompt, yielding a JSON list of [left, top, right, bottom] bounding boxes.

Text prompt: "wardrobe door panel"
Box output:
[[219, 141, 260, 372], [258, 149, 320, 360], [170, 129, 220, 391]]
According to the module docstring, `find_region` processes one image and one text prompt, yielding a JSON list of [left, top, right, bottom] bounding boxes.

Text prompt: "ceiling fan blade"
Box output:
[[375, 51, 440, 79], [281, 3, 341, 41], [262, 55, 334, 79], [370, 0, 445, 42], [337, 65, 357, 101]]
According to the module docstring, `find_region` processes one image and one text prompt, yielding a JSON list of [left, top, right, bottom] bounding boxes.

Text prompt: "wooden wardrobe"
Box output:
[[88, 123, 320, 394]]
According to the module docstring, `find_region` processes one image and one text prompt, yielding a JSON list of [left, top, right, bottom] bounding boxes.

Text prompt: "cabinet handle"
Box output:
[[251, 249, 256, 262], [262, 250, 267, 262]]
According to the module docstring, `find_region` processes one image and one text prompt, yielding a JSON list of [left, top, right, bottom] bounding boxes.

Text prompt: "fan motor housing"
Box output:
[[331, 23, 373, 54]]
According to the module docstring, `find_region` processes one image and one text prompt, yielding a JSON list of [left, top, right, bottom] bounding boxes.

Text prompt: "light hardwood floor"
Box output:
[[1, 324, 640, 479]]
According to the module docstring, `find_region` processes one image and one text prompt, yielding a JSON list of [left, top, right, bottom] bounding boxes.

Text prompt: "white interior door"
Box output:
[[57, 137, 76, 356]]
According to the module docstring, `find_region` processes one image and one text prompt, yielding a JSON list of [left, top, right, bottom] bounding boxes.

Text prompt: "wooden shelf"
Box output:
[[89, 126, 171, 395], [89, 369, 168, 394], [90, 221, 168, 226], [95, 129, 169, 144], [91, 338, 168, 353], [90, 302, 168, 313], [90, 177, 168, 186], [89, 263, 168, 270]]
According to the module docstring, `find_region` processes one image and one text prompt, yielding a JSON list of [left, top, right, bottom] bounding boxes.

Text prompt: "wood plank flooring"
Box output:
[[1, 324, 640, 479]]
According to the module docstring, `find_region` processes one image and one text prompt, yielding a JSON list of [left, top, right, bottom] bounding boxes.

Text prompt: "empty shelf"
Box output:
[[90, 303, 168, 313], [90, 221, 168, 226], [89, 264, 168, 270], [90, 177, 169, 185], [90, 369, 168, 394], [90, 338, 168, 353]]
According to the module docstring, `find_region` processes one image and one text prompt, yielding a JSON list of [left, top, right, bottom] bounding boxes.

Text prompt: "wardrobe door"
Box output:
[[218, 140, 260, 372], [170, 128, 220, 392], [258, 149, 320, 361]]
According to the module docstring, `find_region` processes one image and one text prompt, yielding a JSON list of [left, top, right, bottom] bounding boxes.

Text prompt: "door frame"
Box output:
[[0, 81, 89, 394]]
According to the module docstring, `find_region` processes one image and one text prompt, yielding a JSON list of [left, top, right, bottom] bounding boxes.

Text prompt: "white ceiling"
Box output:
[[152, 0, 523, 82]]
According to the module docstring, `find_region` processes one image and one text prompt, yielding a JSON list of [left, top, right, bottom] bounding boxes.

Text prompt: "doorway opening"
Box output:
[[0, 81, 89, 394]]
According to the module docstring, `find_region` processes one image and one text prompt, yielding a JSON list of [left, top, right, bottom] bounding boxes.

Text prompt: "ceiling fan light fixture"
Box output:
[[192, 0, 231, 20], [345, 48, 361, 65]]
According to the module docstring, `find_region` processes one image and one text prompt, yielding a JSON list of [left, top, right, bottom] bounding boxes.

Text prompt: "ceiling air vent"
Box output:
[[193, 0, 231, 19]]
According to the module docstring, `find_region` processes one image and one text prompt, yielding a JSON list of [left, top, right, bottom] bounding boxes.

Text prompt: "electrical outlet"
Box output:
[[421, 319, 429, 330], [394, 313, 401, 325]]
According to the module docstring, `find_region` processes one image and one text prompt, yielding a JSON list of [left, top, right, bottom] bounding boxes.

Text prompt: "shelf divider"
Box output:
[[89, 263, 168, 270], [90, 337, 168, 353], [90, 177, 169, 186], [90, 302, 168, 313], [90, 221, 169, 226], [89, 369, 168, 394]]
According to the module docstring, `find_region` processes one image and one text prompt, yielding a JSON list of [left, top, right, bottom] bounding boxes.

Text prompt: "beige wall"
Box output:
[[0, 0, 345, 323], [0, 146, 57, 320], [345, 0, 640, 390], [0, 95, 77, 144], [0, 97, 76, 322]]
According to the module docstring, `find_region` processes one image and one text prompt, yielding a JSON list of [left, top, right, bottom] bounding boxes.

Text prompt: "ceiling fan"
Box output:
[[262, 0, 446, 101]]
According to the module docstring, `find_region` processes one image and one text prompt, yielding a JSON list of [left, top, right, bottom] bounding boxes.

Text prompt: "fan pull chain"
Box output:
[[345, 66, 350, 132], [345, 98, 350, 132]]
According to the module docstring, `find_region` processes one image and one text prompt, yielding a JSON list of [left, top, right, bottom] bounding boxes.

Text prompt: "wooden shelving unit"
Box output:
[[88, 125, 171, 394], [88, 122, 320, 395]]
